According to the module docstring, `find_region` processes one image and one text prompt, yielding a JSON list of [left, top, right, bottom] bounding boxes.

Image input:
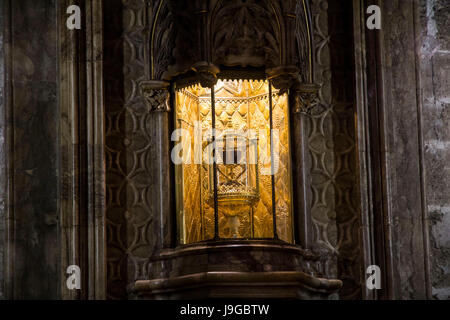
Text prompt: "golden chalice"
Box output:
[[207, 132, 259, 238]]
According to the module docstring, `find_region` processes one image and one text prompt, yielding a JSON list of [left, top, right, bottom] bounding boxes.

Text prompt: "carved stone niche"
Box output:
[[134, 0, 340, 299]]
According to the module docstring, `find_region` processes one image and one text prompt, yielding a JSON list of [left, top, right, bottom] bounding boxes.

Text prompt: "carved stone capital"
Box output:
[[266, 66, 300, 94], [191, 62, 220, 88], [139, 80, 171, 112], [292, 83, 321, 114]]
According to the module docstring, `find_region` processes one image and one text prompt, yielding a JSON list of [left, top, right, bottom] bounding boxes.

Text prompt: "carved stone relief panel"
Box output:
[[104, 0, 156, 299], [306, 0, 362, 299], [211, 0, 281, 68]]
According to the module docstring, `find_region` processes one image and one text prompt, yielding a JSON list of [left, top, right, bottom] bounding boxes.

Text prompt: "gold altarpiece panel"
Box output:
[[175, 80, 294, 244]]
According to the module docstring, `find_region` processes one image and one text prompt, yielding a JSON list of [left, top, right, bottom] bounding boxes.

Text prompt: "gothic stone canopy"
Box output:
[[146, 0, 315, 92]]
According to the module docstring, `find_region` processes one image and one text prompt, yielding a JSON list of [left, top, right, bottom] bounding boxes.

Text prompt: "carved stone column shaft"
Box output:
[[140, 80, 173, 249]]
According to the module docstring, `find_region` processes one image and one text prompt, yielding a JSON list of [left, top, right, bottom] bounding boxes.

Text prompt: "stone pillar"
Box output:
[[290, 83, 320, 249], [140, 80, 173, 249]]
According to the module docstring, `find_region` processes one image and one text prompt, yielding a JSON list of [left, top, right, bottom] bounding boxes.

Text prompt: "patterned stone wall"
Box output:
[[104, 0, 157, 299], [307, 0, 362, 299]]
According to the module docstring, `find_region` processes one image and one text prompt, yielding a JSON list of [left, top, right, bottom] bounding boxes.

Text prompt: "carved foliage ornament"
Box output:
[[295, 0, 313, 83], [146, 0, 318, 100], [292, 83, 320, 114], [211, 0, 281, 68], [148, 0, 315, 84], [152, 1, 175, 80], [140, 81, 171, 112]]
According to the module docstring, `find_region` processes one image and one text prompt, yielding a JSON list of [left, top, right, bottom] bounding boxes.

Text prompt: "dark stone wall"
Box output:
[[3, 0, 60, 299], [378, 0, 430, 299], [0, 0, 5, 300], [419, 0, 450, 300]]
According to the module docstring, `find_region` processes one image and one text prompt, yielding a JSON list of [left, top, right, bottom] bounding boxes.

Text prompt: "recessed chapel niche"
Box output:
[[175, 79, 294, 244], [128, 0, 342, 299]]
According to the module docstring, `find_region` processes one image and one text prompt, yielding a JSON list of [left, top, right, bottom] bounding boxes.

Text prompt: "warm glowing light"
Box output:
[[175, 79, 293, 243]]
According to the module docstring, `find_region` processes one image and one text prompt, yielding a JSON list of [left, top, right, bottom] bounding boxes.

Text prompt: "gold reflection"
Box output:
[[175, 80, 293, 244]]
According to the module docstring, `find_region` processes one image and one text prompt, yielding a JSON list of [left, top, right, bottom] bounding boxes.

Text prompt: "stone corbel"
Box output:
[[139, 80, 171, 112], [266, 65, 300, 94], [292, 83, 321, 114], [191, 62, 220, 88]]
